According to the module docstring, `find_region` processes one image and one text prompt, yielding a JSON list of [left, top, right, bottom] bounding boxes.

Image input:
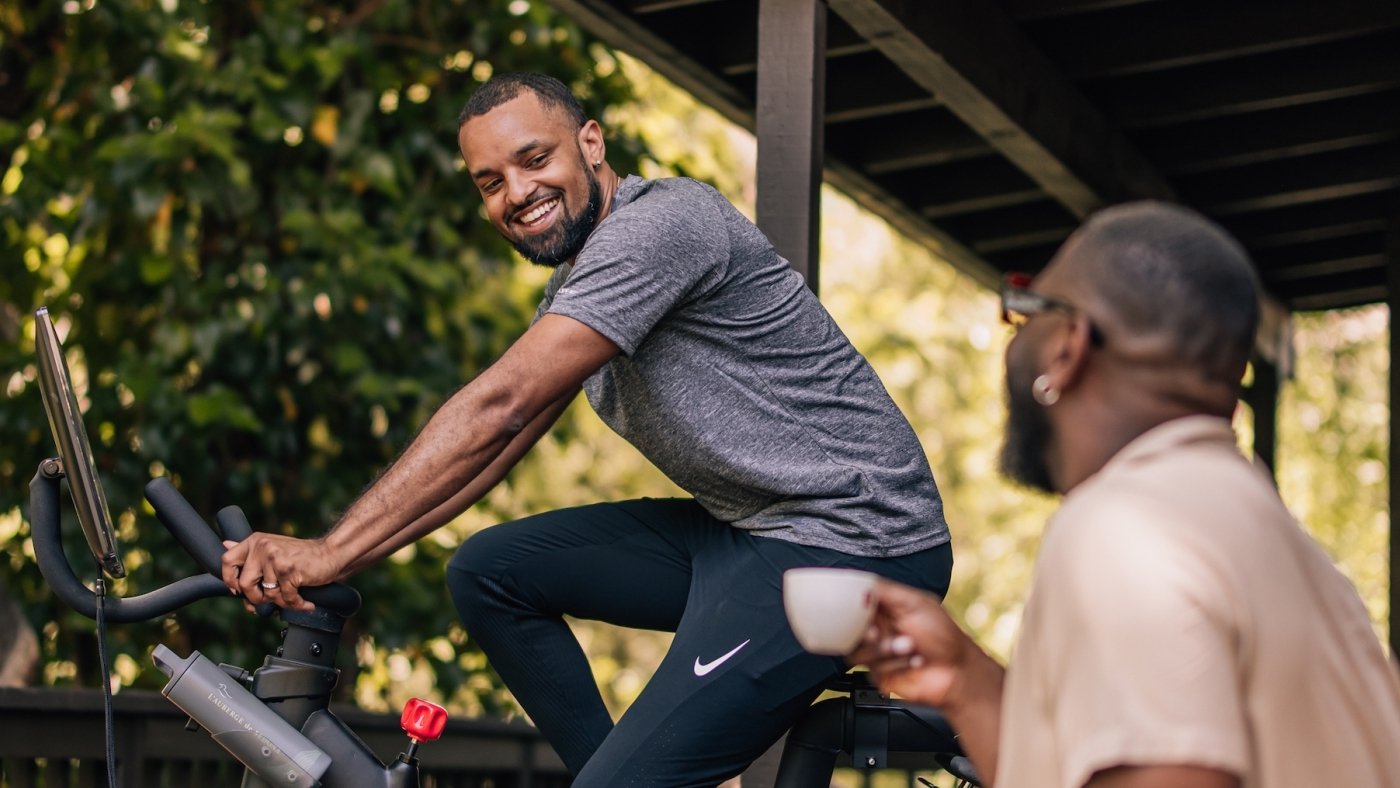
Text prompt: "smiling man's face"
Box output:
[[458, 91, 601, 267]]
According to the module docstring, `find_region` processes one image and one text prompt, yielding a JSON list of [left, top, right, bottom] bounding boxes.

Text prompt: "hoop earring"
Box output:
[[1032, 375, 1059, 406]]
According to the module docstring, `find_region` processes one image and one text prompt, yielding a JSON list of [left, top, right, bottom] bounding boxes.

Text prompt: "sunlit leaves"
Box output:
[[1277, 306, 1390, 636]]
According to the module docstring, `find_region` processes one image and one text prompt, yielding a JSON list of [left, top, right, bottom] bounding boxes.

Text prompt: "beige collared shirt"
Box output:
[[997, 416, 1400, 787]]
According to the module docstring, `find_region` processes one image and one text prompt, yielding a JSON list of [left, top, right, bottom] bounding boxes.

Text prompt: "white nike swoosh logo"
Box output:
[[693, 639, 751, 677]]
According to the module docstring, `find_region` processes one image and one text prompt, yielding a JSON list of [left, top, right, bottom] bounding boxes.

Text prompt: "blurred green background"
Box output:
[[0, 0, 1387, 745]]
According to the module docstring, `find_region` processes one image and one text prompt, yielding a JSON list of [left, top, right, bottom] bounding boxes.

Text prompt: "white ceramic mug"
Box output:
[[782, 567, 879, 656]]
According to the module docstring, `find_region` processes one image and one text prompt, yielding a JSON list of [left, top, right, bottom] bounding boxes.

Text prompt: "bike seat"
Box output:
[[822, 670, 877, 694]]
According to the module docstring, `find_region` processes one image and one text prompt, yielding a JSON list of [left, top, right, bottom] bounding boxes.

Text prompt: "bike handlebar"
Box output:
[[30, 467, 361, 622], [145, 477, 227, 577], [145, 477, 360, 615]]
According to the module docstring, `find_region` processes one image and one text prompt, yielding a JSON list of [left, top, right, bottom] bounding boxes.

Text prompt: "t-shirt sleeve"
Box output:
[[544, 182, 731, 355], [531, 264, 572, 326], [1036, 494, 1250, 787]]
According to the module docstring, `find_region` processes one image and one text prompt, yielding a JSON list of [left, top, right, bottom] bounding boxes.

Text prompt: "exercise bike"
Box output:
[[29, 306, 448, 788], [27, 305, 977, 787]]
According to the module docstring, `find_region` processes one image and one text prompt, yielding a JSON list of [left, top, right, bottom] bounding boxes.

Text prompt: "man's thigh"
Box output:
[[572, 533, 867, 787], [448, 497, 722, 630]]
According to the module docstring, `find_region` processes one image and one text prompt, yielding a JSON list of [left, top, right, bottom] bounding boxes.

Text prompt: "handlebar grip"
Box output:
[[145, 477, 225, 577], [297, 578, 361, 616], [216, 506, 253, 541]]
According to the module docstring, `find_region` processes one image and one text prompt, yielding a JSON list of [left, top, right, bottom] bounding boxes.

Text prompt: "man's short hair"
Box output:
[[1075, 201, 1260, 386], [457, 72, 587, 130]]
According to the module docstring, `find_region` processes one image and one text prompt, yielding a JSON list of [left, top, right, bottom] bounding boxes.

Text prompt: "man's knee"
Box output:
[[446, 527, 520, 627]]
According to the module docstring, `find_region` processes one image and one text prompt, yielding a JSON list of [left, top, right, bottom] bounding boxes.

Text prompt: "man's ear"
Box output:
[[1039, 313, 1095, 397], [578, 120, 605, 167]]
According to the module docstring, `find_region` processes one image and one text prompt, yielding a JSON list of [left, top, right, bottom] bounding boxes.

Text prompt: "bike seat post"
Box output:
[[850, 684, 893, 770]]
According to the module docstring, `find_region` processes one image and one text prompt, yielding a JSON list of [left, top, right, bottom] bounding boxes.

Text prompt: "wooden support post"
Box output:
[[755, 0, 826, 293], [743, 4, 827, 785], [1246, 356, 1279, 479]]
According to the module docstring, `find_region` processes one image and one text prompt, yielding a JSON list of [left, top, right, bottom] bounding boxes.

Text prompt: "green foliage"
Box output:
[[0, 0, 644, 709], [1276, 307, 1390, 637]]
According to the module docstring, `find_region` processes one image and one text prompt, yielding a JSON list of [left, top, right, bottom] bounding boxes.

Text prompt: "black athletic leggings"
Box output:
[[446, 498, 953, 788]]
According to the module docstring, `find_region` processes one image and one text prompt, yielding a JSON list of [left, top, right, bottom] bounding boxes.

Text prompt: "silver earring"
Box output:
[[593, 160, 601, 167], [1032, 374, 1059, 406]]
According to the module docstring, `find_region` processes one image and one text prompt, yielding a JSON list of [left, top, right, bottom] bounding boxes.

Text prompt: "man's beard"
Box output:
[[999, 359, 1057, 494], [509, 166, 602, 268]]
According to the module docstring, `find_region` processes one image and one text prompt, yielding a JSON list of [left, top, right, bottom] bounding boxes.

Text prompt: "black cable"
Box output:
[[95, 577, 119, 788]]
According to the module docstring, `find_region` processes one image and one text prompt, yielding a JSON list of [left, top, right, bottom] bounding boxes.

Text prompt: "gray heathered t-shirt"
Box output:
[[536, 175, 948, 557]]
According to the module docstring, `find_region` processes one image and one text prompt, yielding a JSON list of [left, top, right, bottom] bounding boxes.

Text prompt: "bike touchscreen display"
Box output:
[[34, 307, 125, 578]]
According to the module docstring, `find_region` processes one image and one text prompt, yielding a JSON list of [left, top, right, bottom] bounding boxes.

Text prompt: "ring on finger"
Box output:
[[260, 580, 279, 591]]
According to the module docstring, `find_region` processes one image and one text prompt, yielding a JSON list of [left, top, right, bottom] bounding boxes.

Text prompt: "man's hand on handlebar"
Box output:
[[221, 534, 342, 613]]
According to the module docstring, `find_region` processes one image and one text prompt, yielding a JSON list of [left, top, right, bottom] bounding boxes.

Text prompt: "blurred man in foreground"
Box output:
[[852, 201, 1400, 788]]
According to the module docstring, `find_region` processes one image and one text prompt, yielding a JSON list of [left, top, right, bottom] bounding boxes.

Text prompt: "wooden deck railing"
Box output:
[[0, 687, 570, 788]]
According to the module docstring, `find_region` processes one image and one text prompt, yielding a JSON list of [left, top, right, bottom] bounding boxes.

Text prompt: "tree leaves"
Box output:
[[0, 0, 642, 711]]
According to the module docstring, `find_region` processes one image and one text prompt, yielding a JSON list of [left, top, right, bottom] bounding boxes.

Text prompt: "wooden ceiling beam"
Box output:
[[1184, 143, 1400, 214], [628, 0, 724, 14], [826, 97, 941, 124], [1244, 220, 1391, 251], [1137, 91, 1400, 175], [720, 41, 873, 77], [1207, 182, 1400, 216], [1038, 0, 1400, 79], [717, 18, 874, 76], [547, 0, 757, 127], [1252, 232, 1388, 270], [1104, 32, 1400, 128], [1003, 0, 1168, 22], [874, 156, 1045, 220], [1220, 193, 1398, 246], [923, 190, 1047, 221], [1288, 284, 1387, 311], [972, 227, 1076, 255], [829, 0, 1175, 218], [1266, 254, 1386, 284], [943, 201, 1080, 251], [1274, 267, 1387, 310], [629, 9, 759, 75], [981, 241, 1072, 275], [825, 52, 945, 124], [826, 111, 992, 174]]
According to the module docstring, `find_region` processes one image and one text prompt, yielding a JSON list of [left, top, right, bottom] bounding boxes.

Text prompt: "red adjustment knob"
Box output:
[[401, 698, 448, 743]]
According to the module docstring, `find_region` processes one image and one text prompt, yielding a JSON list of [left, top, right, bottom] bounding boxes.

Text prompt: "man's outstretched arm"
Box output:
[[221, 313, 618, 609], [335, 389, 577, 576]]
